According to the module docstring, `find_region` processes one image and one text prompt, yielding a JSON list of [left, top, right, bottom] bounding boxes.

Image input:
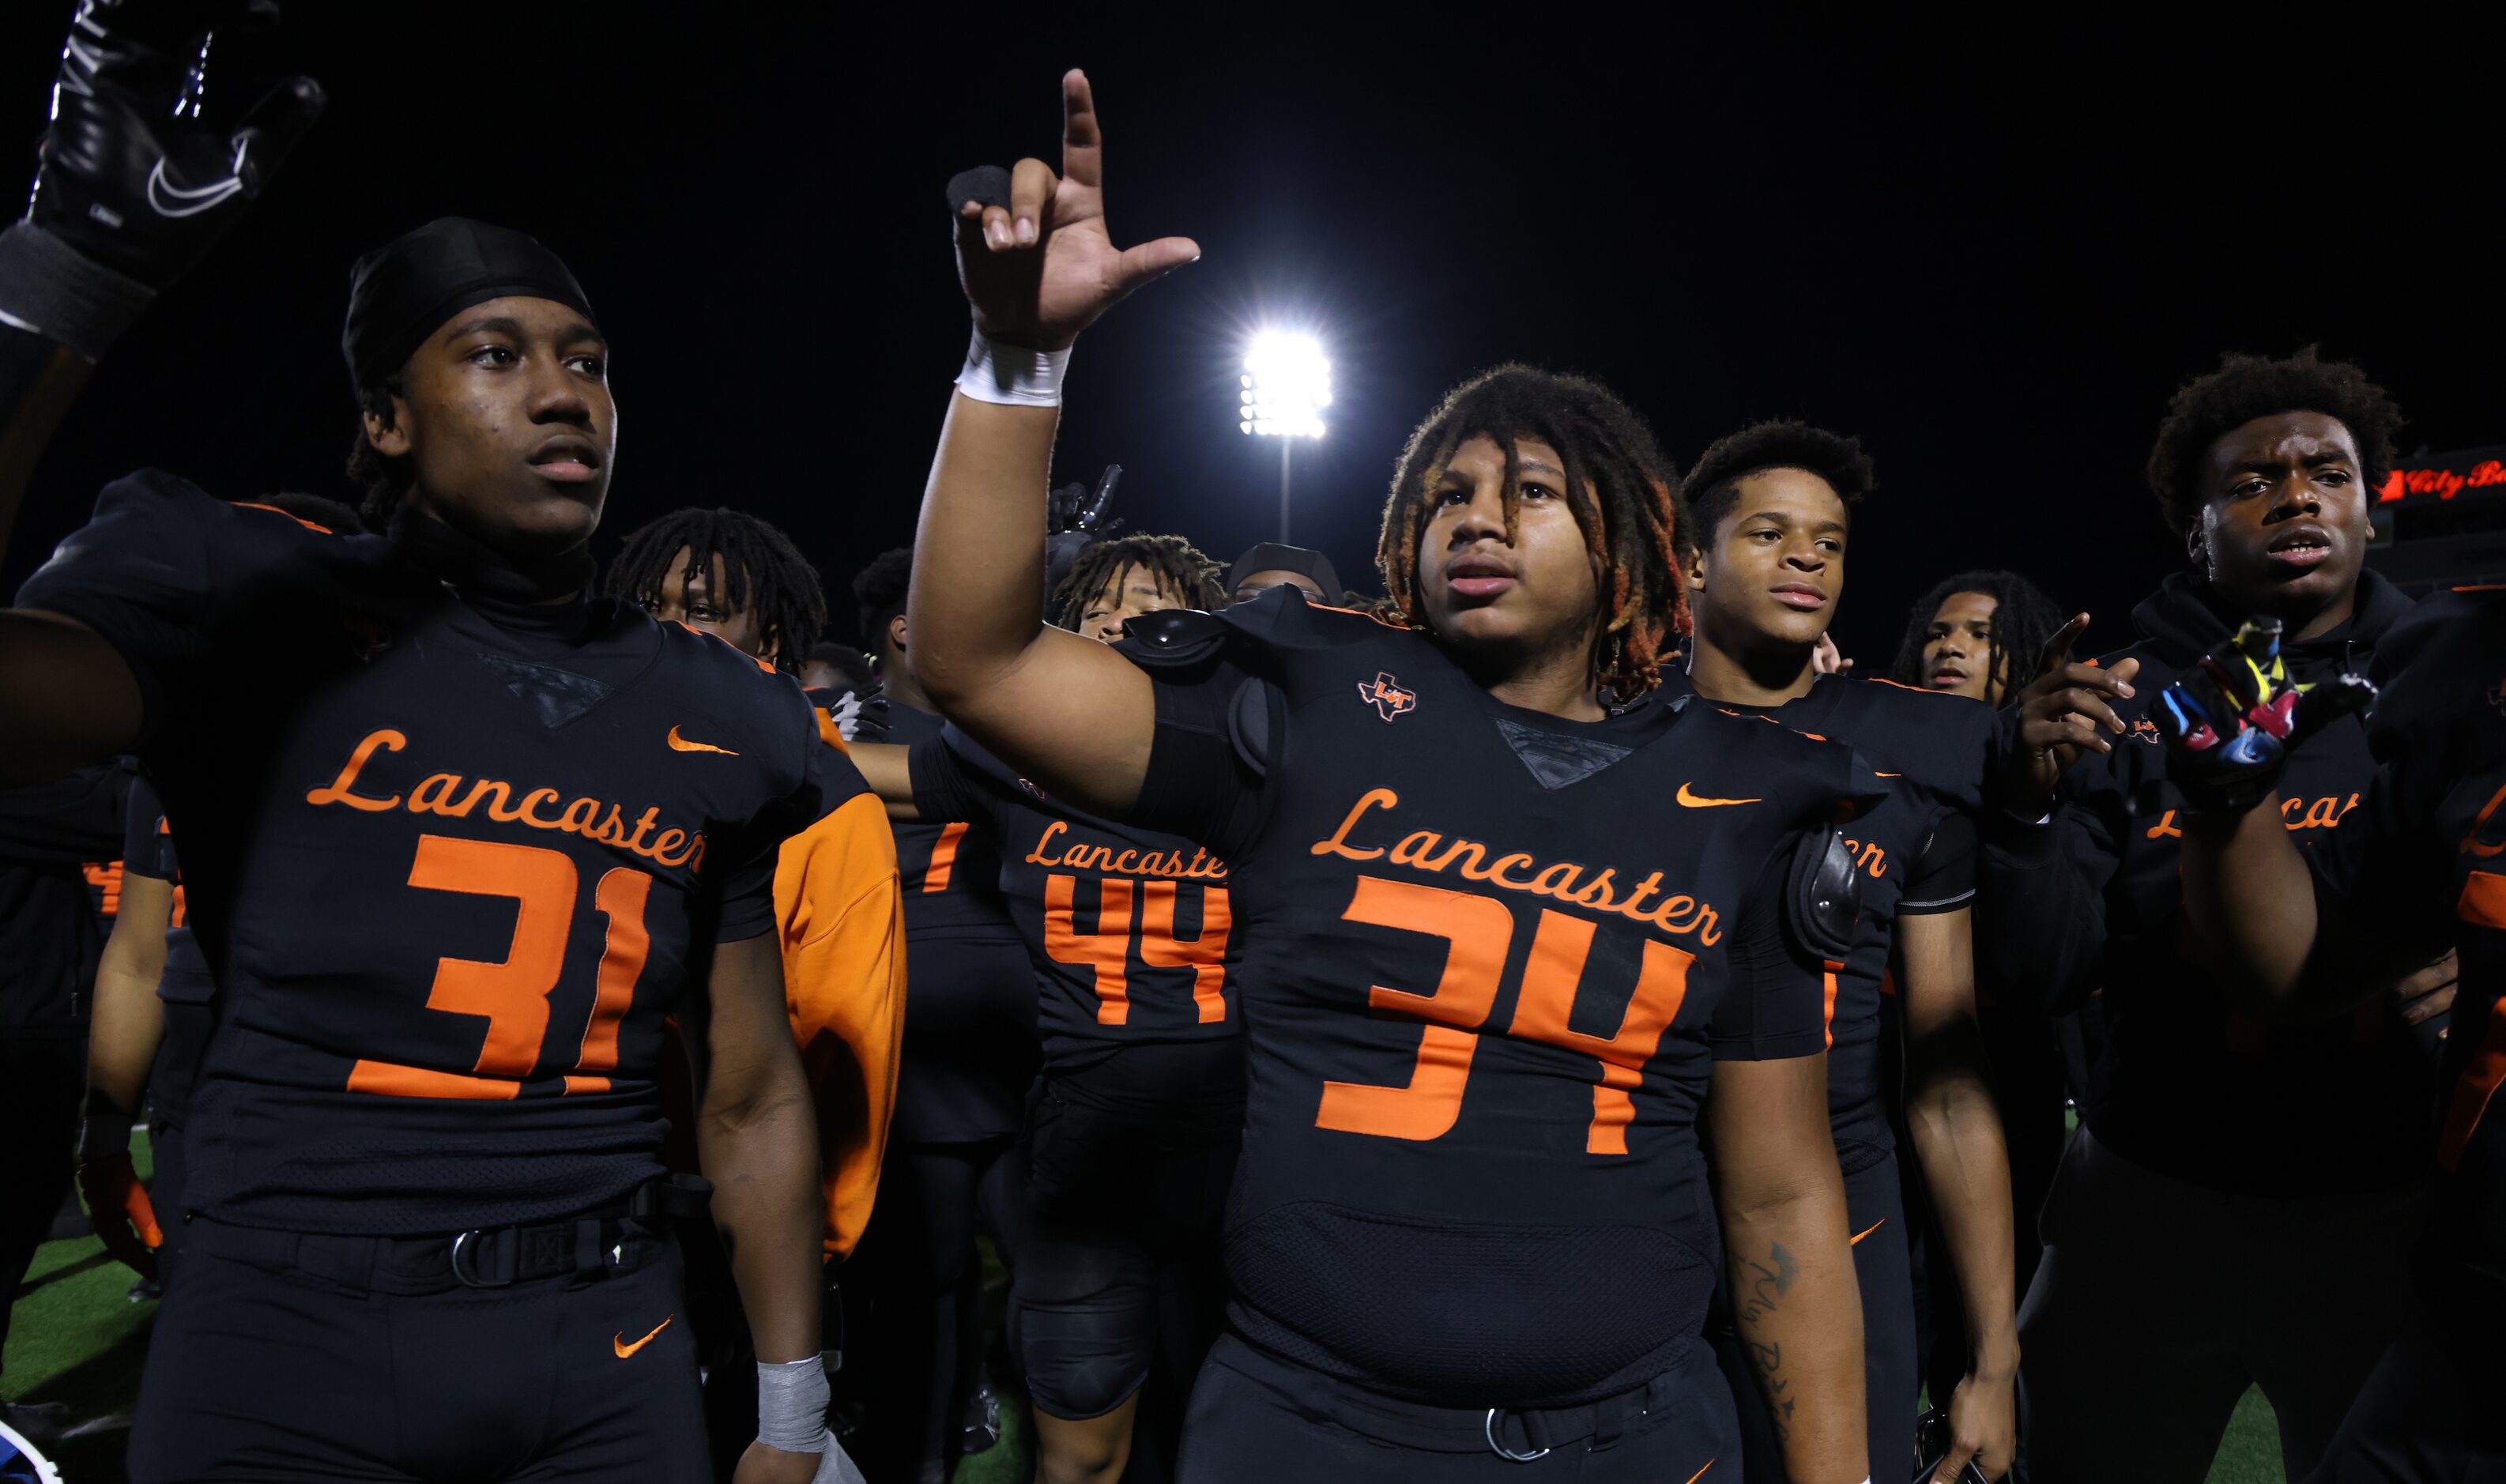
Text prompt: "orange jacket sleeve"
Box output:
[[773, 788, 907, 1260]]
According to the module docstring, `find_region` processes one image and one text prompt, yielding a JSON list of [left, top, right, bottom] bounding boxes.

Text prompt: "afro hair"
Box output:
[[2145, 348, 2402, 536]]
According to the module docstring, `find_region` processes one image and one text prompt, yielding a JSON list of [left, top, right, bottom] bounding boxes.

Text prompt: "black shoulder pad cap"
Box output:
[[1228, 676, 1278, 778], [1787, 826, 1862, 961], [1121, 608, 1234, 669]]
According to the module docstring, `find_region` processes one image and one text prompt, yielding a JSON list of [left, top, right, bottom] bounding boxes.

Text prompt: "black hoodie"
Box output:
[[1977, 568, 2437, 1196]]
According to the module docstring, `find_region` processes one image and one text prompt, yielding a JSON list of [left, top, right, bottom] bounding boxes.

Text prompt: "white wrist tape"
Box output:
[[756, 1355, 830, 1453], [956, 328, 1069, 407]]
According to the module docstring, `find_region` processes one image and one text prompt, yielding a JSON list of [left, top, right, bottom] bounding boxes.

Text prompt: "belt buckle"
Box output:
[[1484, 1408, 1551, 1463], [449, 1228, 516, 1288]]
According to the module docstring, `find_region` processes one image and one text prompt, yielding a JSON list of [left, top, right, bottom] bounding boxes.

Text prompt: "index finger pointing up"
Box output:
[[2035, 612, 2091, 682], [1061, 69, 1104, 190]]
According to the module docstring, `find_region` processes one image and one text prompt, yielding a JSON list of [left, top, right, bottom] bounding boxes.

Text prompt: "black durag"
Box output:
[[343, 217, 601, 604]]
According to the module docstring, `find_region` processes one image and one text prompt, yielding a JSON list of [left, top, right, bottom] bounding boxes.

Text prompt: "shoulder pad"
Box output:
[[1121, 608, 1234, 668], [1788, 826, 1862, 961]]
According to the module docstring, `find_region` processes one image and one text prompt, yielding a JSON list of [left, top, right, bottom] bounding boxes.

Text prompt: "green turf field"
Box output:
[[3, 1132, 2289, 1482]]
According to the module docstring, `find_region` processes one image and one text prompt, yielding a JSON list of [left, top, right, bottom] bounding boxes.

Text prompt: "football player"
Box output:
[[605, 507, 912, 1476], [1675, 424, 2017, 1483], [1984, 350, 2448, 1482], [81, 494, 368, 1298], [834, 545, 1036, 1482], [0, 10, 856, 1479], [917, 71, 1875, 1482], [851, 529, 1243, 1484], [1888, 572, 2061, 708], [2169, 594, 2506, 1482]]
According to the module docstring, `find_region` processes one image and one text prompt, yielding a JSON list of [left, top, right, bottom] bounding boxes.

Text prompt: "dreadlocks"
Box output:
[[604, 507, 828, 673], [1377, 364, 1686, 705], [2146, 347, 2403, 538], [1049, 532, 1227, 631], [1884, 569, 2062, 709]]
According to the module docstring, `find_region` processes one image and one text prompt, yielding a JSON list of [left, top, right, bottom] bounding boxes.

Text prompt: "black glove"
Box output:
[[1, 0, 321, 356], [2152, 615, 2376, 814], [28, 0, 323, 286], [1043, 465, 1125, 608]]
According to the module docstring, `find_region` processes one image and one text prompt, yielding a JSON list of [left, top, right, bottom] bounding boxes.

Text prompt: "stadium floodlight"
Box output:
[[1239, 331, 1331, 540]]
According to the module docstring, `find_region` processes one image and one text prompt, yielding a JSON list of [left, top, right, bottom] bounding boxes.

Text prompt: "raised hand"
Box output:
[[949, 70, 1198, 351], [1994, 613, 2139, 818], [2153, 616, 2376, 815], [24, 0, 323, 292]]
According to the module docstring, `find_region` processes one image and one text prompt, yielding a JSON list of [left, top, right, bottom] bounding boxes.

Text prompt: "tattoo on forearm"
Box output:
[[1735, 1241, 1799, 1439]]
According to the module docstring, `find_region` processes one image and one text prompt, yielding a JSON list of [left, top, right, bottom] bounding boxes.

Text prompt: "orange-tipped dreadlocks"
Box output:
[[1376, 364, 1688, 705]]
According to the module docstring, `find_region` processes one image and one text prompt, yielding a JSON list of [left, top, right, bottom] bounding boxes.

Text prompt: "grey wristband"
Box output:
[[0, 222, 155, 361], [755, 1355, 831, 1454]]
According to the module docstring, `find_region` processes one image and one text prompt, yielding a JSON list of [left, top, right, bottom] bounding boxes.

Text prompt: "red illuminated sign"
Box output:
[[2380, 446, 2506, 504]]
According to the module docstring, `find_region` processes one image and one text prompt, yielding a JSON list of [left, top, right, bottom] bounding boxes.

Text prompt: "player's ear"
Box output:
[[2184, 515, 2210, 576], [1683, 540, 1706, 594], [364, 401, 410, 460], [887, 612, 909, 653]]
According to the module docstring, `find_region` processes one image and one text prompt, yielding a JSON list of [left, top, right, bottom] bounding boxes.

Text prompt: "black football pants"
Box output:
[[1177, 1333, 1736, 1482], [2300, 1298, 2506, 1484], [1001, 1083, 1234, 1429], [128, 1215, 708, 1482]]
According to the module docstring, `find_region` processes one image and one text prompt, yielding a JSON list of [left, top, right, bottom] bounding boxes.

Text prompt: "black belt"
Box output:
[[448, 1176, 711, 1289], [186, 1176, 714, 1295], [1205, 1334, 1700, 1459]]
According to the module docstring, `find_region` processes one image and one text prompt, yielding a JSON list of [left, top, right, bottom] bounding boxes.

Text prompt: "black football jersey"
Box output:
[[17, 473, 859, 1234], [862, 699, 1019, 943], [1660, 672, 1992, 1153], [2317, 587, 2506, 1307], [1117, 589, 1882, 1407], [909, 723, 1238, 1074], [1980, 571, 2433, 1195], [835, 693, 1036, 1143], [121, 774, 215, 1122]]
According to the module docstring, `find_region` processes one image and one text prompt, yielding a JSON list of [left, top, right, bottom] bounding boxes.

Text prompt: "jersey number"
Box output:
[[1042, 873, 1230, 1026], [1315, 875, 1694, 1154], [347, 835, 654, 1100]]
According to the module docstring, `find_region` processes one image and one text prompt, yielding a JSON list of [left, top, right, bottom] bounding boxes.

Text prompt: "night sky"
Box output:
[[2, 6, 2498, 667]]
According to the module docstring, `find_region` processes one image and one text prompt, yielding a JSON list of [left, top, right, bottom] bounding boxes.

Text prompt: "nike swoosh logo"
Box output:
[[145, 158, 244, 219], [1675, 782, 1760, 808], [666, 725, 740, 755], [1850, 1218, 1886, 1247], [613, 1315, 673, 1358]]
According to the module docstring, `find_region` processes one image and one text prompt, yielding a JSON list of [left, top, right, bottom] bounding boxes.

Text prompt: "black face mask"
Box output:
[[387, 505, 597, 609]]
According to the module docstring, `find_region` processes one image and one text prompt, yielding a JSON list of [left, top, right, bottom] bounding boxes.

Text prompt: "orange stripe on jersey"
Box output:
[[2460, 782, 2506, 859], [2461, 870, 2506, 929], [923, 822, 967, 893], [1878, 966, 1898, 997], [169, 883, 187, 928], [1822, 960, 1842, 1049], [232, 500, 335, 533]]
